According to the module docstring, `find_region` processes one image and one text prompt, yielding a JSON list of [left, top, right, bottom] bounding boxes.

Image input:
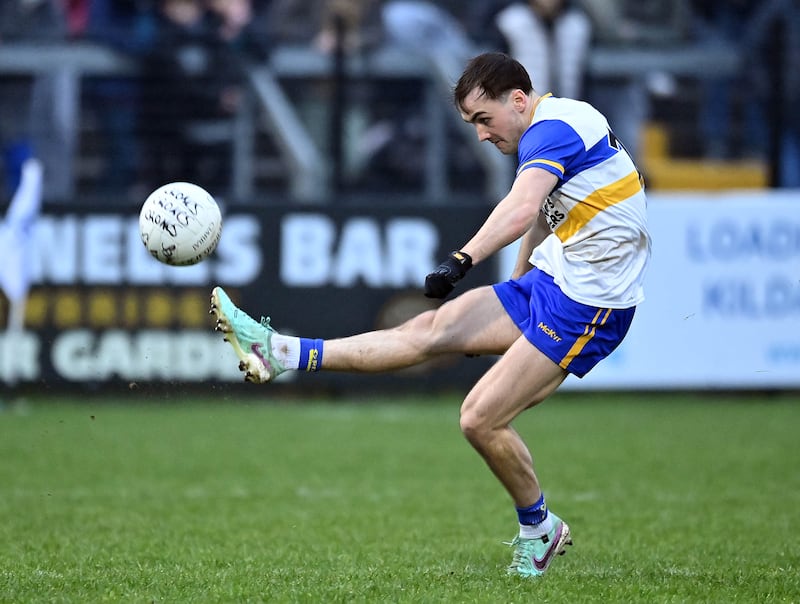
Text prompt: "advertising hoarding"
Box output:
[[1, 192, 797, 390]]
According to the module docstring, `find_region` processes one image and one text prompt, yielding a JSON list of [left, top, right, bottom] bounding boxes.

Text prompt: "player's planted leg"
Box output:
[[458, 332, 573, 577]]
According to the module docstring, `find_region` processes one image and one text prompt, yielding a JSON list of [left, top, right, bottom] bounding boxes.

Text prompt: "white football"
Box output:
[[139, 182, 222, 266]]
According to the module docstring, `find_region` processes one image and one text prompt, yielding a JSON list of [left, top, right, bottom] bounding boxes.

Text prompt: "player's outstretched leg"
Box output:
[[506, 513, 573, 578], [210, 287, 289, 383]]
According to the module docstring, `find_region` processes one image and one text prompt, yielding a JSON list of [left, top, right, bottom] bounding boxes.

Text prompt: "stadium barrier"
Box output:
[[0, 41, 740, 204], [0, 191, 797, 392]]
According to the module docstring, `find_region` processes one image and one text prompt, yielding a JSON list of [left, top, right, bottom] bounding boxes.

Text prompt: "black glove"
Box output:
[[424, 251, 473, 299]]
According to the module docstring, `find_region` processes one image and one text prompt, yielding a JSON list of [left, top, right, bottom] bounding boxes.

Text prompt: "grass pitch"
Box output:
[[0, 391, 798, 603]]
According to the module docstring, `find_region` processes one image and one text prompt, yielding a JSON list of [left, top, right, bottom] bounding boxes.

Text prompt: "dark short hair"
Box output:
[[453, 52, 533, 112]]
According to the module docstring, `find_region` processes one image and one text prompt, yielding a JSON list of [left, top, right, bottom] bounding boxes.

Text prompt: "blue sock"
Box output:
[[298, 338, 324, 372], [517, 494, 548, 525]]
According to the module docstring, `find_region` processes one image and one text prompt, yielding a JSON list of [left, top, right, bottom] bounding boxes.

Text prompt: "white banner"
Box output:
[[501, 191, 800, 389]]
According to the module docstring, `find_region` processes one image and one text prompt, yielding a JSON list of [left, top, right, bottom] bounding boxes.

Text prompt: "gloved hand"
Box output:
[[424, 251, 473, 299]]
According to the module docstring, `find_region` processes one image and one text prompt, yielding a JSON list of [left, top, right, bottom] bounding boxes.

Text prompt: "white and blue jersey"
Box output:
[[493, 94, 651, 376], [518, 94, 651, 309]]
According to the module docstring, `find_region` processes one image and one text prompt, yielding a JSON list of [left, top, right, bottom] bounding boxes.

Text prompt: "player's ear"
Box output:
[[511, 89, 527, 112]]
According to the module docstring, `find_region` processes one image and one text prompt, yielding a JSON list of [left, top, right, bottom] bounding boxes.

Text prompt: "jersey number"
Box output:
[[607, 129, 624, 152], [607, 128, 644, 184]]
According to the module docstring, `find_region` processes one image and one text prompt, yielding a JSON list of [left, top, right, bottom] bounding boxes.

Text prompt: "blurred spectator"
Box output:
[[139, 0, 211, 189], [265, 0, 385, 50], [381, 1, 478, 69], [691, 1, 764, 160], [0, 0, 67, 200], [62, 0, 90, 37], [490, 0, 592, 100], [580, 0, 690, 46], [264, 0, 389, 189], [139, 0, 270, 194], [0, 0, 64, 40], [205, 0, 272, 115], [312, 0, 383, 55], [84, 0, 157, 200], [741, 0, 800, 187], [262, 1, 485, 194], [207, 0, 273, 56], [370, 1, 489, 191], [576, 0, 692, 163], [263, 0, 326, 46]]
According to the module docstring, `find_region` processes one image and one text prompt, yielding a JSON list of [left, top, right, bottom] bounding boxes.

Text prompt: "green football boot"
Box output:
[[210, 286, 287, 383], [506, 513, 572, 578]]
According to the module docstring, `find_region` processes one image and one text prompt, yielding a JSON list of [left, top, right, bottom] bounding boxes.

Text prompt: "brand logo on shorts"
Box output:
[[537, 322, 562, 342]]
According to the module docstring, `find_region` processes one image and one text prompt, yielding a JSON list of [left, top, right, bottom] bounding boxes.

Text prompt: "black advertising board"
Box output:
[[0, 203, 499, 392]]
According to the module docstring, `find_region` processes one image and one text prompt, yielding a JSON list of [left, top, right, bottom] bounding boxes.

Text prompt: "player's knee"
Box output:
[[398, 309, 446, 352], [428, 307, 469, 353], [459, 405, 491, 447]]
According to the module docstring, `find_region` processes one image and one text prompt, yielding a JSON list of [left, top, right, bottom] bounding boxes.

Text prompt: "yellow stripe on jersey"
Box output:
[[559, 308, 613, 370], [554, 170, 642, 242], [517, 158, 565, 176]]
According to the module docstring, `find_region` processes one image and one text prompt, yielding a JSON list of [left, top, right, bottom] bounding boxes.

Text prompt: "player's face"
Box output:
[[459, 87, 529, 155]]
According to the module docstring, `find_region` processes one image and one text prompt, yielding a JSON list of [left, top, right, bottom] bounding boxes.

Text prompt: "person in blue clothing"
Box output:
[[84, 0, 157, 198], [210, 52, 652, 578], [0, 0, 66, 199]]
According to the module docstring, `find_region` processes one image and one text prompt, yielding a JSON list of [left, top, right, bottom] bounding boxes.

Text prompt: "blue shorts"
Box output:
[[493, 268, 636, 378]]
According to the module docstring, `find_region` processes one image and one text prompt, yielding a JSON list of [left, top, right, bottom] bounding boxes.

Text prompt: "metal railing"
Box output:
[[0, 40, 741, 203]]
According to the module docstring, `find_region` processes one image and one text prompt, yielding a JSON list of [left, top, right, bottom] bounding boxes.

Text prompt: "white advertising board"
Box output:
[[500, 191, 800, 390]]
